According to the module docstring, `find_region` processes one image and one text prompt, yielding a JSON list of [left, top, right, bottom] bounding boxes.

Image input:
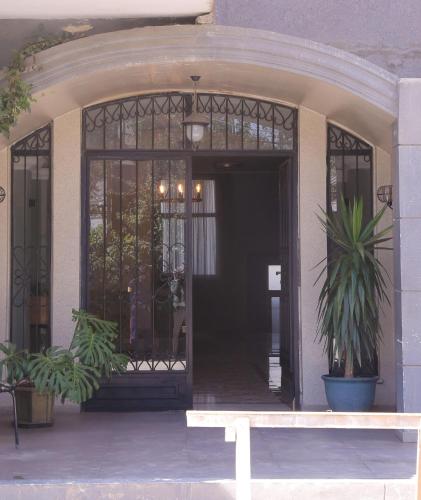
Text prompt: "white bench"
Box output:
[[186, 410, 421, 500]]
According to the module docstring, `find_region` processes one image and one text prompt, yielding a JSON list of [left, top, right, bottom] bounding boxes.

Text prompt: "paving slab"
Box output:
[[0, 402, 417, 499]]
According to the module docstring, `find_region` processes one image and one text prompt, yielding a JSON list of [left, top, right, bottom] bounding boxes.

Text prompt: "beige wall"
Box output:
[[297, 113, 396, 408], [298, 107, 328, 408], [0, 98, 396, 407], [51, 109, 81, 348], [375, 147, 395, 408], [0, 147, 10, 342]]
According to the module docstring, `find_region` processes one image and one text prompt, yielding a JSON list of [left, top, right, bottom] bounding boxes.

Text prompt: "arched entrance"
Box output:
[[81, 92, 298, 410], [0, 24, 398, 411]]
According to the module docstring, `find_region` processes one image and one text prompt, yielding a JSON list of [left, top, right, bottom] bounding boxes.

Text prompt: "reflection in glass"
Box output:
[[11, 126, 51, 352], [87, 159, 187, 371]]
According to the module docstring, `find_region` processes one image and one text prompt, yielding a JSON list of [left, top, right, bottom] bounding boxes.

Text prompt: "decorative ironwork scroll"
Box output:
[[84, 93, 296, 152]]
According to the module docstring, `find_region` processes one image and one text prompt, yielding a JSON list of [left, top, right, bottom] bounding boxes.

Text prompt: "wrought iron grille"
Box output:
[[327, 124, 373, 218], [84, 93, 296, 152], [11, 125, 51, 352], [326, 124, 375, 376], [87, 158, 188, 371]]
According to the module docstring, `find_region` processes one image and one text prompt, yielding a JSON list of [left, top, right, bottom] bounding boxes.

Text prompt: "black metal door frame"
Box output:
[[81, 149, 299, 409]]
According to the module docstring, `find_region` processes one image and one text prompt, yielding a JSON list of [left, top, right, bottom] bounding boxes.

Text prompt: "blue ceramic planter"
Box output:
[[322, 375, 378, 412]]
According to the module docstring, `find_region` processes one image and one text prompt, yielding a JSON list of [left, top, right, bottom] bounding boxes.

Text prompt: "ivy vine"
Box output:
[[0, 34, 74, 137]]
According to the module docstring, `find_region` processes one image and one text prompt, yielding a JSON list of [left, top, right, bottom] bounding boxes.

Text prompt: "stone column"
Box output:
[[395, 79, 421, 437], [51, 109, 81, 348], [298, 106, 327, 409]]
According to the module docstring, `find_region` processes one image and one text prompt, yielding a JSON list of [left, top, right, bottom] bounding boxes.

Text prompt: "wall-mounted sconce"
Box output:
[[182, 76, 209, 149], [376, 185, 393, 208], [0, 187, 5, 203]]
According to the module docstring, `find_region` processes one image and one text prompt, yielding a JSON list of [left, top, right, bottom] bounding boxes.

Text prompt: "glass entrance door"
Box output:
[[84, 157, 192, 410]]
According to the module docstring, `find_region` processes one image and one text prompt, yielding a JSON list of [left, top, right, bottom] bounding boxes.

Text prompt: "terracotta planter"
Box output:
[[15, 386, 54, 428]]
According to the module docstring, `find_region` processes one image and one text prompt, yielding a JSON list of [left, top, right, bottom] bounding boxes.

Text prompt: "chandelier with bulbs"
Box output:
[[158, 181, 202, 203]]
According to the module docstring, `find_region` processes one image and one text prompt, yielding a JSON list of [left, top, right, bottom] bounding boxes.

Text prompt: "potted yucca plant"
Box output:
[[315, 196, 392, 411], [0, 309, 128, 427]]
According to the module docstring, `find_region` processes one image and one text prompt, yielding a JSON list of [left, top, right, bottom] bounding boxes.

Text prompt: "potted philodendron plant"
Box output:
[[315, 196, 392, 411], [0, 309, 128, 427]]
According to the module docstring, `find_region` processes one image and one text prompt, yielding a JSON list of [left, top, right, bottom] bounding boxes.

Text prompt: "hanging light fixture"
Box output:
[[157, 180, 203, 203], [182, 76, 209, 149]]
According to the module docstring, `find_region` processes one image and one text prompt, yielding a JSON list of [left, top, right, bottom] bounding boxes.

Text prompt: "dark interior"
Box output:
[[192, 156, 288, 407]]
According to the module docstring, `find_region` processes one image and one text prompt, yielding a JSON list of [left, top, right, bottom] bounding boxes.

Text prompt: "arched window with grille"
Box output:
[[326, 124, 375, 376], [327, 124, 373, 222], [10, 125, 51, 352]]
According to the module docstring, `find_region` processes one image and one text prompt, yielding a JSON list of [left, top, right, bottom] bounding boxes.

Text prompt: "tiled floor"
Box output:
[[0, 403, 416, 482], [0, 338, 414, 498], [193, 333, 288, 410]]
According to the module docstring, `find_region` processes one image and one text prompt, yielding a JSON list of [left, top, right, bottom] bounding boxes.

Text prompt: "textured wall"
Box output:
[[298, 107, 327, 408], [51, 109, 81, 348], [375, 147, 395, 408], [216, 0, 421, 77], [394, 80, 421, 435]]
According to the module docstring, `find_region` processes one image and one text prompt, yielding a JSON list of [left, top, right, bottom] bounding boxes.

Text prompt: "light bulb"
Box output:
[[177, 183, 185, 201], [159, 182, 166, 198], [195, 183, 202, 194]]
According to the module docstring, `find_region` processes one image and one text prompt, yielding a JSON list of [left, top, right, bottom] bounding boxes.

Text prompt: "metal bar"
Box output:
[[119, 159, 123, 352], [186, 411, 421, 430], [241, 99, 244, 151], [10, 389, 19, 448], [234, 418, 251, 500], [23, 155, 27, 350], [185, 156, 193, 389], [102, 160, 106, 319], [225, 96, 228, 150], [151, 97, 155, 150], [257, 101, 260, 150], [210, 95, 213, 151], [417, 428, 421, 500], [135, 160, 139, 356], [151, 159, 155, 369], [83, 150, 295, 161]]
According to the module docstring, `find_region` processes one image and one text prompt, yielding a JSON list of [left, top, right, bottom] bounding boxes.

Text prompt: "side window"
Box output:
[[326, 124, 376, 375], [327, 124, 373, 224], [11, 125, 51, 352]]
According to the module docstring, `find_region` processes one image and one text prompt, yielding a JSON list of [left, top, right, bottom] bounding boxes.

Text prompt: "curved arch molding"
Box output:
[[1, 25, 398, 149]]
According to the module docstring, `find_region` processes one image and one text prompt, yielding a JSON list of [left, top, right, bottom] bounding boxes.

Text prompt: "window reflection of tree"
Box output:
[[88, 162, 187, 364]]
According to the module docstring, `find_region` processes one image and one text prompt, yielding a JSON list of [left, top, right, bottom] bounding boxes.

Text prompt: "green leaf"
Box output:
[[315, 195, 392, 376]]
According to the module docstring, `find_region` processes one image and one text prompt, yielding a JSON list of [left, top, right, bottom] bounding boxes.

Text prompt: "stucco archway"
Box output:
[[0, 25, 398, 409], [0, 24, 397, 150]]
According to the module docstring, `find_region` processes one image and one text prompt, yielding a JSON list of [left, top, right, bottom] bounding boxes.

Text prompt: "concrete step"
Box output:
[[0, 479, 415, 500]]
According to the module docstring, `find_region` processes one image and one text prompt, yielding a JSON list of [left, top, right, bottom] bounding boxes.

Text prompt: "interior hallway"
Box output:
[[193, 333, 288, 410]]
